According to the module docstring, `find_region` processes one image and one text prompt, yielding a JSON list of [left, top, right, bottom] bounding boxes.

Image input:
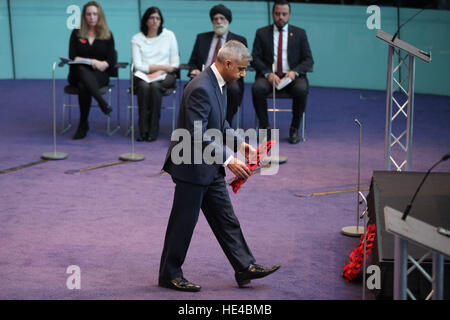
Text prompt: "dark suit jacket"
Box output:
[[188, 31, 248, 74], [252, 24, 314, 79], [163, 67, 243, 186]]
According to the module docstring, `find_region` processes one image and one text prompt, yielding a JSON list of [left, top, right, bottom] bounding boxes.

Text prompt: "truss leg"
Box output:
[[394, 235, 408, 300]]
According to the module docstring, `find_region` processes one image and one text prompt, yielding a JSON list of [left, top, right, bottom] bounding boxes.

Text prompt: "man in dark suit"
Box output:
[[252, 0, 314, 144], [188, 4, 247, 126], [159, 41, 280, 292]]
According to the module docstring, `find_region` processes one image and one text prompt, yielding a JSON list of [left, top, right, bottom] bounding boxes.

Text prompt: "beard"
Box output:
[[214, 23, 228, 36]]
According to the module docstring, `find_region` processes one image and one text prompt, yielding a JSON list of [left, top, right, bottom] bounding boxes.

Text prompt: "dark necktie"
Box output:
[[277, 27, 283, 78], [212, 36, 222, 65]]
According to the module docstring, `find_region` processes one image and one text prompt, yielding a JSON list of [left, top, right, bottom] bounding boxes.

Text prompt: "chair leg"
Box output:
[[172, 92, 176, 132], [106, 88, 120, 136], [125, 93, 135, 137], [61, 93, 72, 134]]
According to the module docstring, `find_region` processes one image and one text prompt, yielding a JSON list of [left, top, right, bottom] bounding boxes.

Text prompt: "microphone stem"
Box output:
[[401, 159, 443, 220]]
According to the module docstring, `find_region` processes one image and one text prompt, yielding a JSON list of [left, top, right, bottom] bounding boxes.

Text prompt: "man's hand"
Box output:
[[239, 142, 257, 162], [285, 70, 296, 80], [267, 73, 281, 87], [227, 157, 251, 180], [189, 69, 201, 78]]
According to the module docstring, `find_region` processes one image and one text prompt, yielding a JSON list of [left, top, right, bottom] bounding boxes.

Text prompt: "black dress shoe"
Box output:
[[100, 104, 113, 116], [235, 264, 281, 287], [158, 277, 201, 292], [289, 127, 301, 144], [136, 133, 149, 142]]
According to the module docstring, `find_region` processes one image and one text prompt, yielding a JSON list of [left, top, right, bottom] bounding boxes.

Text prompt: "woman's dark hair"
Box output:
[[140, 7, 164, 36]]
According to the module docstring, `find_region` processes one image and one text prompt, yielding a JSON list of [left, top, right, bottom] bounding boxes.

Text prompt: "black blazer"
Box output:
[[163, 67, 243, 186], [188, 31, 248, 74], [252, 24, 314, 79]]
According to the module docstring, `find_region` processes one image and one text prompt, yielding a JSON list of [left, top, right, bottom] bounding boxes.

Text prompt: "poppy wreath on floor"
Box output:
[[343, 223, 376, 282]]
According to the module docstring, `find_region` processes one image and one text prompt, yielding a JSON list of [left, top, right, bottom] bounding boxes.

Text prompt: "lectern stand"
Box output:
[[384, 206, 450, 300], [376, 30, 431, 172]]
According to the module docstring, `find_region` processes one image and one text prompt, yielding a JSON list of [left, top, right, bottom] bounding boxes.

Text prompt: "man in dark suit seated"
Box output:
[[187, 4, 247, 126], [159, 40, 280, 292], [252, 0, 314, 144]]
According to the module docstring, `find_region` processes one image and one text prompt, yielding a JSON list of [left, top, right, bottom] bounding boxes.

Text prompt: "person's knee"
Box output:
[[148, 82, 162, 93], [136, 80, 148, 90], [290, 79, 309, 97], [76, 81, 87, 92], [252, 81, 269, 96]]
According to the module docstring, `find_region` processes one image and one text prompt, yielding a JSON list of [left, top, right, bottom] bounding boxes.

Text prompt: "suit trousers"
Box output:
[[252, 76, 308, 129], [159, 169, 255, 281], [68, 65, 110, 125], [135, 73, 176, 138]]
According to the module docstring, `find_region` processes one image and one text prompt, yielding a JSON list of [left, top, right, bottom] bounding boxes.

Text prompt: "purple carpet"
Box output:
[[0, 79, 449, 300]]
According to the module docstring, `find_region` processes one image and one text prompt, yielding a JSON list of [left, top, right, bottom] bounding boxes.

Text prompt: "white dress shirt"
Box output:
[[211, 63, 226, 93], [131, 28, 180, 73]]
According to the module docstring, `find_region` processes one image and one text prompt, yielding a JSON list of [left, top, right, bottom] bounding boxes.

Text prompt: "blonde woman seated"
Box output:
[[131, 7, 180, 142], [68, 1, 115, 140]]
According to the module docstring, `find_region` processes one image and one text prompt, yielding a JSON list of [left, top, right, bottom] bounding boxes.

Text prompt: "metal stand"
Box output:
[[376, 30, 431, 171], [384, 206, 449, 300], [341, 119, 365, 237], [120, 63, 144, 161], [378, 30, 436, 300], [269, 64, 287, 164], [41, 62, 68, 161], [362, 191, 368, 300]]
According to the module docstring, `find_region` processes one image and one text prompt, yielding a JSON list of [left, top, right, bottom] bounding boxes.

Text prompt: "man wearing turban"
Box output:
[[187, 4, 247, 127]]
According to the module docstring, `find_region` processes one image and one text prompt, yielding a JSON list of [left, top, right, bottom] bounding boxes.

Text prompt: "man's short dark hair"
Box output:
[[272, 0, 291, 13]]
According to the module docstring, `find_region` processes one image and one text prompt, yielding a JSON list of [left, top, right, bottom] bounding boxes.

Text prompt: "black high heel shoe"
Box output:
[[73, 122, 89, 140], [100, 104, 112, 115]]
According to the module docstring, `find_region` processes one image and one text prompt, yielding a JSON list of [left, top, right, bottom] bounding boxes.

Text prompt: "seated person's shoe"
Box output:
[[235, 264, 281, 288], [136, 133, 149, 142], [289, 127, 301, 144], [73, 123, 89, 140], [148, 134, 158, 142], [158, 277, 201, 292], [100, 104, 113, 116]]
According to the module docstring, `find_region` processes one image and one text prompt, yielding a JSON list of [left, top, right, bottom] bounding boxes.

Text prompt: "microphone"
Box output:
[[402, 153, 450, 220], [391, 8, 426, 42]]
